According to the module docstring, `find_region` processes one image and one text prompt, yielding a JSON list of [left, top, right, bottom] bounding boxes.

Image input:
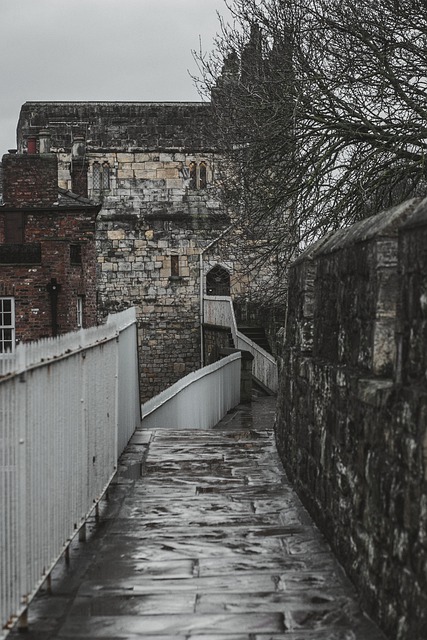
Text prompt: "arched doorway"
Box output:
[[206, 265, 231, 296]]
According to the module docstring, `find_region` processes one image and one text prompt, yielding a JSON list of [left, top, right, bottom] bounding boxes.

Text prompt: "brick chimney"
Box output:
[[71, 135, 89, 198], [1, 151, 58, 208]]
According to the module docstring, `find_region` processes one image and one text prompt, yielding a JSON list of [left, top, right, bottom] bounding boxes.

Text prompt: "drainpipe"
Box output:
[[199, 223, 235, 367]]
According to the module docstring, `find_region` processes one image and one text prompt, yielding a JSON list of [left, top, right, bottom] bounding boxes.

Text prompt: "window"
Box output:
[[102, 162, 110, 190], [70, 244, 82, 265], [76, 296, 84, 329], [0, 297, 15, 353], [5, 212, 24, 244], [170, 255, 180, 278], [92, 161, 110, 193], [199, 161, 207, 189], [92, 162, 101, 191], [189, 162, 197, 190], [188, 161, 208, 190], [206, 265, 231, 296]]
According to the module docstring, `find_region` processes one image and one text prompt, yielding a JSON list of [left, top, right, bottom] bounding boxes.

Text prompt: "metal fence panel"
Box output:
[[0, 309, 140, 637]]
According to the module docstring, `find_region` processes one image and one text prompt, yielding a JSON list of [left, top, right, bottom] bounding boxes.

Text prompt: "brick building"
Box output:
[[0, 138, 100, 351]]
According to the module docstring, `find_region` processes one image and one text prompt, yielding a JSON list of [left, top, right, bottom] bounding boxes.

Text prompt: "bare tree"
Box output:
[[194, 0, 427, 301]]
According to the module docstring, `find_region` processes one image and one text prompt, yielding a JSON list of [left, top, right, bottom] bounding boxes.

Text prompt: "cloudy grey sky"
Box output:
[[0, 0, 230, 154]]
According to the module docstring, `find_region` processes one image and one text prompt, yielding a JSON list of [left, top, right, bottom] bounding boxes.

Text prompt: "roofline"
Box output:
[[0, 203, 102, 214], [21, 100, 210, 106]]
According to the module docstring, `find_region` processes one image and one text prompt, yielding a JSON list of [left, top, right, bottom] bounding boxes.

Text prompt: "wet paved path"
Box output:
[[11, 397, 386, 639]]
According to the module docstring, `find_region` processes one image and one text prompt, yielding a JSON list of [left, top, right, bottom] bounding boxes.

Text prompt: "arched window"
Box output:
[[189, 161, 197, 190], [206, 265, 231, 296], [188, 161, 208, 190], [199, 161, 207, 189]]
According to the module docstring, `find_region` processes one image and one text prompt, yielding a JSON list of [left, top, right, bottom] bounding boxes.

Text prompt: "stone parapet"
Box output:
[[276, 197, 427, 640]]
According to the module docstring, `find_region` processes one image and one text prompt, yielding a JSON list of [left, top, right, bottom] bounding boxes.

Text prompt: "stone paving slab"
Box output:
[[8, 397, 387, 639]]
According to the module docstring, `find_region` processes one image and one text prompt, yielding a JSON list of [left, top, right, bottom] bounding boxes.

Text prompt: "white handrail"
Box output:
[[141, 352, 241, 429], [203, 295, 278, 392]]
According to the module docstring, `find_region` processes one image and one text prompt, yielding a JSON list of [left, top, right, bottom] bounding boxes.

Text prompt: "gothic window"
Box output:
[[92, 162, 101, 191], [0, 297, 15, 353], [199, 161, 207, 189], [92, 161, 111, 193], [189, 161, 197, 190], [188, 161, 208, 190], [102, 162, 110, 190], [206, 265, 231, 296]]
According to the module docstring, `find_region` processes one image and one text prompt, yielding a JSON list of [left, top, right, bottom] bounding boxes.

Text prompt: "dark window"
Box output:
[[5, 212, 24, 244], [189, 162, 197, 190], [170, 255, 180, 277], [0, 244, 41, 264], [70, 244, 82, 265], [199, 161, 207, 189], [206, 265, 231, 296]]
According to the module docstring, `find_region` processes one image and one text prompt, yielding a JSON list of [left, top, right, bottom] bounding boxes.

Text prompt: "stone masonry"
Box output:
[[16, 102, 234, 401], [276, 197, 427, 640]]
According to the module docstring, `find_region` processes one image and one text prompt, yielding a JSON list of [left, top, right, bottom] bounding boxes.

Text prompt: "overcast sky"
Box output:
[[0, 0, 230, 154]]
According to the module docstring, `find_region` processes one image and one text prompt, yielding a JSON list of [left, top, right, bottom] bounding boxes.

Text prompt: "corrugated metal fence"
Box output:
[[0, 308, 140, 637]]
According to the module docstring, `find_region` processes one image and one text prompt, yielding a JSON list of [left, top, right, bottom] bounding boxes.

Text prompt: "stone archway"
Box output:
[[206, 265, 231, 296]]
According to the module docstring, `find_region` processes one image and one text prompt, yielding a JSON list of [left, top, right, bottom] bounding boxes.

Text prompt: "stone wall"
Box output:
[[276, 198, 427, 640], [96, 204, 229, 402]]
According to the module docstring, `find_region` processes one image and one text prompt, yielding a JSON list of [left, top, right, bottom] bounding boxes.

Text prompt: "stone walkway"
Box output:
[[10, 397, 387, 639]]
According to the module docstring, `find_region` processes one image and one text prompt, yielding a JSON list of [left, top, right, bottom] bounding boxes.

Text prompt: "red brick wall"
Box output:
[[0, 208, 98, 343], [2, 153, 58, 207], [0, 151, 98, 344]]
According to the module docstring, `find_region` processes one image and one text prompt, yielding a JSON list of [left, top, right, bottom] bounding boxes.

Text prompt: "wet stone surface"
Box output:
[[9, 397, 387, 639]]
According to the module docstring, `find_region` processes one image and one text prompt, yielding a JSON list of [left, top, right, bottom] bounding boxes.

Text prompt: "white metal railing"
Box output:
[[203, 295, 278, 392], [141, 352, 241, 429], [0, 308, 140, 637]]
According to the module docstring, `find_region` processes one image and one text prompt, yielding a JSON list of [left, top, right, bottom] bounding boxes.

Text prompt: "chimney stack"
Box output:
[[72, 134, 86, 158], [2, 151, 58, 207], [39, 129, 51, 154], [71, 135, 89, 198]]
